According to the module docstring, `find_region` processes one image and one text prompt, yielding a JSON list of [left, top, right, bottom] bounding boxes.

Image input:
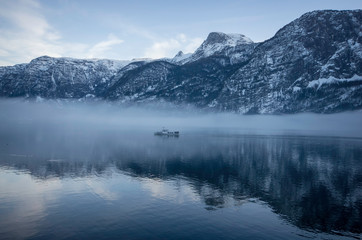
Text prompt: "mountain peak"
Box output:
[[174, 51, 184, 58], [171, 51, 192, 64], [299, 9, 361, 18], [185, 32, 253, 62], [205, 32, 230, 44], [273, 9, 362, 40], [204, 32, 253, 46]]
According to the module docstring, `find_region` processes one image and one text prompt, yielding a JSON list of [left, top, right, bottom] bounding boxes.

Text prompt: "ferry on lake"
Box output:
[[154, 128, 180, 137]]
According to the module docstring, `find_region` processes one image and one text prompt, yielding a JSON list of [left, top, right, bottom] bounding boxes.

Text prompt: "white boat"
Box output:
[[154, 128, 180, 136]]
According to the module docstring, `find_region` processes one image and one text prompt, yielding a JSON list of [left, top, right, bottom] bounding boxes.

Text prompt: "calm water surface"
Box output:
[[0, 122, 361, 239]]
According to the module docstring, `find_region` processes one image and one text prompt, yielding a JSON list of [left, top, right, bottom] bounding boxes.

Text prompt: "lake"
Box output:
[[0, 101, 361, 240]]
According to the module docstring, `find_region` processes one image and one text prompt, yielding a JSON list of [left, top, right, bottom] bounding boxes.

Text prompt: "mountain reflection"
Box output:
[[0, 130, 361, 235]]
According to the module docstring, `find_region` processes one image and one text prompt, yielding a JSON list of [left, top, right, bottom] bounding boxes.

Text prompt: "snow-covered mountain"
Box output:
[[188, 32, 254, 62], [0, 10, 361, 114], [169, 32, 255, 65], [0, 56, 130, 98], [215, 9, 362, 113], [170, 51, 193, 64]]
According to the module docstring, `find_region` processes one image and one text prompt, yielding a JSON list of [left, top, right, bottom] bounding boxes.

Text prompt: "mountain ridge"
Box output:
[[0, 9, 361, 114]]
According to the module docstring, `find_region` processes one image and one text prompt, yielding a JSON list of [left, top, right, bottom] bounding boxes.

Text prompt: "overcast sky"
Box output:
[[0, 0, 361, 66]]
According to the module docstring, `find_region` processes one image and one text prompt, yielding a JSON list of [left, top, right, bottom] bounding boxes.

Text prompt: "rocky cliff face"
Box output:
[[214, 10, 362, 113], [0, 10, 361, 113]]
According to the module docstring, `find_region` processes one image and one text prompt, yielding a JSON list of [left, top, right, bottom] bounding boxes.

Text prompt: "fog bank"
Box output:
[[0, 99, 361, 138]]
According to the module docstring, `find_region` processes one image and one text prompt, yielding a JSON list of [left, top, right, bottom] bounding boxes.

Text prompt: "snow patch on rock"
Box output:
[[307, 75, 362, 89]]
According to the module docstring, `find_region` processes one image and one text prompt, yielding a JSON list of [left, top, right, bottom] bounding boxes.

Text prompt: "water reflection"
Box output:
[[0, 127, 361, 239]]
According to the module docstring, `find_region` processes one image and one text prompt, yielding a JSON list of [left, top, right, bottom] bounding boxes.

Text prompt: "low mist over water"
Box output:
[[1, 99, 362, 138], [0, 99, 361, 240]]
